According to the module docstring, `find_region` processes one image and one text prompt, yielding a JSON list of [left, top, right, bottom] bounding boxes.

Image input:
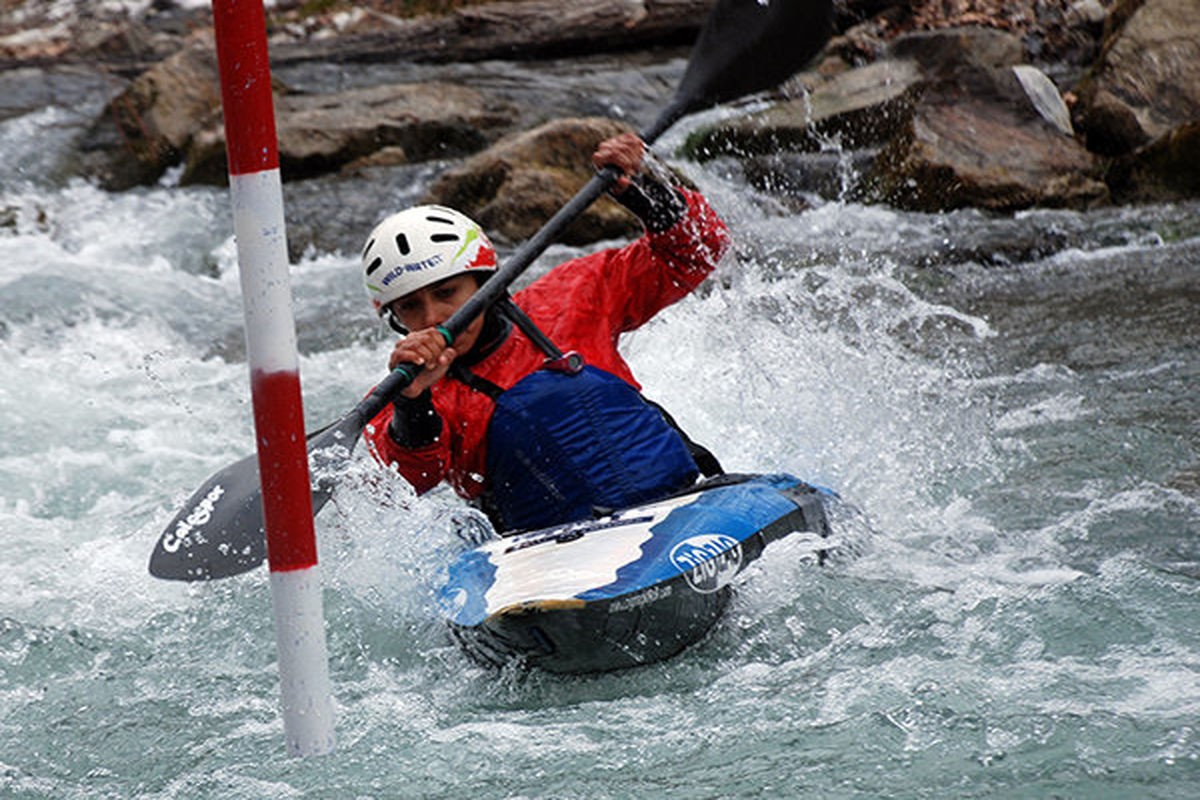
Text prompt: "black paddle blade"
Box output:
[[149, 451, 268, 581], [148, 417, 356, 581], [675, 0, 834, 116]]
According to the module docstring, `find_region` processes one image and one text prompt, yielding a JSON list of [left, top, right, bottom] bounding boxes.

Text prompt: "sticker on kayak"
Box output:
[[670, 533, 742, 594]]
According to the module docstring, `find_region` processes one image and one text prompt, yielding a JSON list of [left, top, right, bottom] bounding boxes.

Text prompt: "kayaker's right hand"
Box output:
[[593, 132, 645, 194], [389, 327, 458, 398]]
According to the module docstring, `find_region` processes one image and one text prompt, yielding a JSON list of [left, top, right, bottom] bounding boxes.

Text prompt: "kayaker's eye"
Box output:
[[393, 297, 419, 314]]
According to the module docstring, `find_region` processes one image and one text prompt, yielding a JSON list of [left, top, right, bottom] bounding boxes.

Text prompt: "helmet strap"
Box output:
[[383, 308, 408, 334]]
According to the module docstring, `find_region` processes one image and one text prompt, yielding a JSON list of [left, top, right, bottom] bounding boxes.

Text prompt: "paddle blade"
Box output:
[[149, 451, 268, 581], [149, 416, 359, 581], [674, 0, 834, 116]]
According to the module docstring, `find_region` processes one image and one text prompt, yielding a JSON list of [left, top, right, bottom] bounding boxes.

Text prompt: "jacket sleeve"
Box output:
[[363, 401, 450, 495], [600, 187, 730, 333]]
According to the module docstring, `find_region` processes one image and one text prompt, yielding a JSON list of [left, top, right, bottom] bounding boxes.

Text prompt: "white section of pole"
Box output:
[[229, 170, 301, 375], [269, 569, 337, 756]]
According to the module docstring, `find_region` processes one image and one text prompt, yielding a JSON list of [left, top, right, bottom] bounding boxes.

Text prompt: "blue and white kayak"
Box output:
[[436, 473, 834, 674]]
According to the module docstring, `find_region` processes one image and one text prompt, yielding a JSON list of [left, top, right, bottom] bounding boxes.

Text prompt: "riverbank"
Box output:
[[2, 0, 1199, 255]]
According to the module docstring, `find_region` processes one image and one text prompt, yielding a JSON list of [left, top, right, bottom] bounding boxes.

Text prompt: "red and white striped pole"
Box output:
[[212, 0, 335, 756]]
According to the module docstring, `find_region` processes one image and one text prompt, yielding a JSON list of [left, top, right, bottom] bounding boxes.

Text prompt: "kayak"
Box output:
[[436, 473, 834, 674]]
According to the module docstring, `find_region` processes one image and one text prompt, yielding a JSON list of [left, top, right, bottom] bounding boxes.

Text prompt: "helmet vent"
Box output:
[[365, 256, 383, 276], [362, 237, 375, 258], [427, 214, 454, 225], [394, 233, 411, 255], [430, 233, 459, 243]]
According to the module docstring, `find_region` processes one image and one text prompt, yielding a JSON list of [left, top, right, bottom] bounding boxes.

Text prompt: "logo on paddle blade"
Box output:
[[161, 484, 225, 553], [670, 533, 742, 594]]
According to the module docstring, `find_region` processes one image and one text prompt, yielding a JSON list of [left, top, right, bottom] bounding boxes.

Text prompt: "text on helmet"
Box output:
[[381, 253, 445, 287]]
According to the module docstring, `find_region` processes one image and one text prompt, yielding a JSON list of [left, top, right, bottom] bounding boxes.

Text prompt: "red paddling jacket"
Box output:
[[364, 188, 729, 512]]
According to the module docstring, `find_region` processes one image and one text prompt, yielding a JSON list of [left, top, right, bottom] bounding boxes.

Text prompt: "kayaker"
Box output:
[[360, 132, 729, 533]]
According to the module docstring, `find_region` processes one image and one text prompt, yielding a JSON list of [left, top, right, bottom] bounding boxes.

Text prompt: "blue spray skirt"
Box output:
[[437, 473, 834, 674]]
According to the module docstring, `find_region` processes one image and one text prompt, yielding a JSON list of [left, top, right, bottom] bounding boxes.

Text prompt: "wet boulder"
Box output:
[[0, 0, 186, 64], [682, 58, 925, 160], [677, 56, 924, 204], [680, 25, 1107, 211], [77, 33, 519, 190], [1072, 0, 1200, 201], [679, 26, 1028, 161], [423, 117, 643, 245], [886, 25, 1025, 77], [677, 27, 1026, 196], [270, 0, 713, 66], [182, 82, 518, 185], [1073, 0, 1200, 156], [868, 65, 1107, 211], [1106, 121, 1200, 202], [77, 33, 222, 191]]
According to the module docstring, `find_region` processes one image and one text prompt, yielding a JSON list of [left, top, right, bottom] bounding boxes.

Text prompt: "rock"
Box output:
[[0, 64, 126, 123], [1, 0, 710, 70], [269, 0, 713, 67], [886, 25, 1025, 75], [182, 82, 518, 185], [867, 65, 1108, 210], [77, 33, 222, 191], [1107, 121, 1200, 201], [681, 26, 1023, 161], [681, 58, 924, 159], [0, 0, 211, 67], [1068, 0, 1109, 27], [66, 0, 708, 191], [1074, 0, 1200, 156], [425, 117, 641, 245], [282, 161, 451, 262], [741, 149, 881, 205], [78, 32, 521, 189], [681, 25, 1105, 211]]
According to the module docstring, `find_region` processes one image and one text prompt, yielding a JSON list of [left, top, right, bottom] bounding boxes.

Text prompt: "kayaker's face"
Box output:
[[390, 274, 485, 352]]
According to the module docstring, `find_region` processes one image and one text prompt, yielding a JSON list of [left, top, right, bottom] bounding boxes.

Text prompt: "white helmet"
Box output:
[[361, 205, 497, 329]]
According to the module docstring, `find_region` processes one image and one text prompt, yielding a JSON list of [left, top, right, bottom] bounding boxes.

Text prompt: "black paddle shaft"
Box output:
[[149, 0, 834, 582]]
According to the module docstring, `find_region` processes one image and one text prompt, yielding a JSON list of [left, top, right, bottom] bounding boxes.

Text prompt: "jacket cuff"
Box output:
[[388, 390, 442, 448], [613, 175, 687, 234]]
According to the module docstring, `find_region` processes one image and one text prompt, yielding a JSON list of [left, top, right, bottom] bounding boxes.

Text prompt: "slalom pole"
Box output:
[[212, 0, 335, 756]]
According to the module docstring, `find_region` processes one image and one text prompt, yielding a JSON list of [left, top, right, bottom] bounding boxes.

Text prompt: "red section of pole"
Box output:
[[212, 0, 279, 176], [251, 369, 319, 571]]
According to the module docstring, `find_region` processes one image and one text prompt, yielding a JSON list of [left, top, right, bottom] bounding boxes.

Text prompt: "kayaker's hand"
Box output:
[[593, 133, 645, 194], [389, 328, 458, 397]]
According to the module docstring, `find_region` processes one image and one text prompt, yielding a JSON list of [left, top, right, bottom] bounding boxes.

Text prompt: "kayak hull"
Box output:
[[437, 473, 832, 674]]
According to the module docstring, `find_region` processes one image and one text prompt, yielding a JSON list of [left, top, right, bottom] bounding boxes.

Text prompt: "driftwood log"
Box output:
[[271, 0, 717, 65]]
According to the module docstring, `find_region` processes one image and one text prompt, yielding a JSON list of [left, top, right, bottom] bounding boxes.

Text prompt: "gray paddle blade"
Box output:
[[148, 415, 356, 581], [149, 451, 267, 581]]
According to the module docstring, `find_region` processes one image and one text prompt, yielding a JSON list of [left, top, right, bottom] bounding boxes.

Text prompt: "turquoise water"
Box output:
[[2, 91, 1199, 798]]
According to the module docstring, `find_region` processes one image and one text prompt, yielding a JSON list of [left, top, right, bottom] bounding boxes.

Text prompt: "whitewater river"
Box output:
[[2, 55, 1198, 798]]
